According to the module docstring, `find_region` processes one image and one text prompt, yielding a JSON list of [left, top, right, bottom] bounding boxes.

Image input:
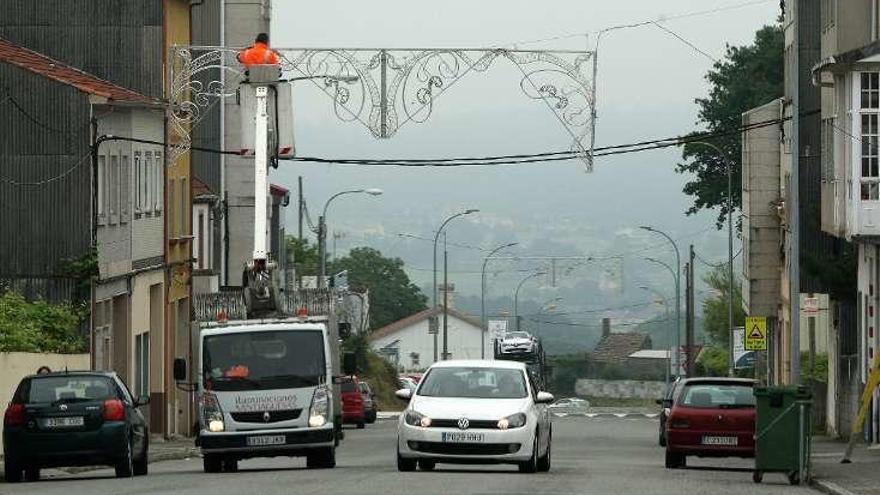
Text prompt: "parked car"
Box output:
[[497, 331, 538, 355], [359, 381, 378, 424], [398, 376, 418, 392], [339, 376, 366, 429], [656, 378, 684, 446], [664, 377, 757, 469], [548, 397, 590, 414], [3, 371, 150, 482], [395, 359, 554, 473]]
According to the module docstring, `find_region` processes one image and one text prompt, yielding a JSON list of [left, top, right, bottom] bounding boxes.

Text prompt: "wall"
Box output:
[[574, 379, 667, 400], [741, 99, 783, 318], [0, 353, 90, 454], [370, 315, 487, 371]]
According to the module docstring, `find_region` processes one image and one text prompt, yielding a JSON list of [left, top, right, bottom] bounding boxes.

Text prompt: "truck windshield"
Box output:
[[203, 330, 326, 391]]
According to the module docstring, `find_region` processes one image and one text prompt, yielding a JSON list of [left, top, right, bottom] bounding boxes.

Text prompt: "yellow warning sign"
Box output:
[[744, 316, 767, 351]]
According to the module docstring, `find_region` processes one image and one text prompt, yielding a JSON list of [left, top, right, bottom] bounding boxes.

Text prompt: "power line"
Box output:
[[0, 152, 92, 186], [650, 21, 719, 63]]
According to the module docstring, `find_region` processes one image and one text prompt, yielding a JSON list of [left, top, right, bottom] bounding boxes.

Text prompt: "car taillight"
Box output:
[[4, 403, 24, 426], [103, 399, 125, 421]]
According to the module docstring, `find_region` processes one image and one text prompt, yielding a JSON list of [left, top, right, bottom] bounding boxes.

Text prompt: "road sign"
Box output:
[[803, 297, 819, 315], [733, 326, 755, 369], [744, 316, 767, 351]]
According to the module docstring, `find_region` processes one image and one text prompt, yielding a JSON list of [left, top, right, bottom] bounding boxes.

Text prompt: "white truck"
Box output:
[[172, 65, 356, 473], [174, 310, 355, 472]]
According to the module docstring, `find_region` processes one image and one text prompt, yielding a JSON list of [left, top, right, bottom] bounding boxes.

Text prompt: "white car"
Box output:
[[497, 332, 537, 355], [395, 360, 553, 473], [548, 397, 590, 413]]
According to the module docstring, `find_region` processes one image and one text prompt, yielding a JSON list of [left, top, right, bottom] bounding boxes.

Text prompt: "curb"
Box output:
[[0, 445, 199, 479], [810, 479, 860, 495]]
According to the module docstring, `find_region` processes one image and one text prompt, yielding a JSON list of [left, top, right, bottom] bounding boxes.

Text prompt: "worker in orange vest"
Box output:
[[237, 33, 280, 67]]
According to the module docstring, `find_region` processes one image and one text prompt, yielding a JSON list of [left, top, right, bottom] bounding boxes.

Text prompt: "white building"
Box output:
[[368, 307, 487, 372]]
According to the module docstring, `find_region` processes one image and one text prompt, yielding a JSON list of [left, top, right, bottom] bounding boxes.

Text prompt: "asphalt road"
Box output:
[[0, 417, 814, 495]]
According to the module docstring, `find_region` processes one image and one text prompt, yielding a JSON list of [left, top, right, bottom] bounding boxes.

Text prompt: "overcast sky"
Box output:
[[269, 0, 780, 306]]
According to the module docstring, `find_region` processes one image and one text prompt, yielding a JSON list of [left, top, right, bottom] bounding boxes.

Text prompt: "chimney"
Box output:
[[601, 317, 611, 338]]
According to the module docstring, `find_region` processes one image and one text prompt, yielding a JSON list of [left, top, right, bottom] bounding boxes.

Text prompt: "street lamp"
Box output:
[[432, 209, 479, 361], [318, 188, 383, 287], [640, 226, 682, 377], [481, 242, 518, 358], [685, 141, 736, 377], [514, 271, 547, 332], [640, 285, 671, 385]]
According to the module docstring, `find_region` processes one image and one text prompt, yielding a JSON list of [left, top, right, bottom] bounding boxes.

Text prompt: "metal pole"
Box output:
[[298, 175, 303, 241], [791, 0, 801, 384], [318, 215, 326, 287], [514, 272, 544, 333], [641, 227, 682, 377], [481, 242, 518, 359], [442, 238, 449, 360]]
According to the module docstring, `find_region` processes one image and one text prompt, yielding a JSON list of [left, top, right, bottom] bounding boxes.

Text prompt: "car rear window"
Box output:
[[21, 376, 117, 404], [679, 383, 755, 408]]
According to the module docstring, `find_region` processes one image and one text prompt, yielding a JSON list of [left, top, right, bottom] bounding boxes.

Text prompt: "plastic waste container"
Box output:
[[752, 385, 812, 485]]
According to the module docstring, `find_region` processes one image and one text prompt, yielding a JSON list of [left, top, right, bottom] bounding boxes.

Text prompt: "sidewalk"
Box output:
[[0, 435, 198, 478], [811, 436, 880, 495]]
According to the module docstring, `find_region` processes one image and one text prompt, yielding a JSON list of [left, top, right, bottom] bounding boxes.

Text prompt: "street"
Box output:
[[1, 416, 812, 495]]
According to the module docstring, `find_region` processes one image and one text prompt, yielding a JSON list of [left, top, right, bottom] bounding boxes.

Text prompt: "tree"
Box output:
[[330, 247, 428, 330], [286, 236, 320, 278], [0, 291, 86, 353], [677, 24, 783, 228], [701, 266, 745, 348]]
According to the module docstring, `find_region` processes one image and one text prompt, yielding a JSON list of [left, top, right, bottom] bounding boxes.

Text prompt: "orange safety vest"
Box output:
[[237, 42, 280, 67]]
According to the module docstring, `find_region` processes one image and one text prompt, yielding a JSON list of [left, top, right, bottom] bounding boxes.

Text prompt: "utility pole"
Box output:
[[790, 0, 801, 385], [442, 236, 449, 360], [684, 261, 692, 377], [298, 176, 303, 241], [687, 245, 696, 377]]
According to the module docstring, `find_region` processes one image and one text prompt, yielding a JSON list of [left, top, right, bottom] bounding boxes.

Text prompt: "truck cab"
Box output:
[[175, 316, 354, 472]]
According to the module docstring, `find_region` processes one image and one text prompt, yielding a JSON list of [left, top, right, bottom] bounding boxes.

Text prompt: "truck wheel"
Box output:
[[203, 454, 222, 473], [306, 447, 336, 469]]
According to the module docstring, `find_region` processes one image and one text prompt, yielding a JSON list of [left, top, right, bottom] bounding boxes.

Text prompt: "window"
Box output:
[[144, 152, 153, 213], [678, 383, 755, 408], [418, 367, 528, 399], [179, 177, 187, 236], [97, 155, 105, 218], [135, 333, 149, 397], [197, 210, 205, 269], [109, 154, 119, 218], [861, 73, 880, 200], [23, 376, 118, 404], [121, 154, 129, 222], [154, 151, 163, 212], [134, 152, 142, 214]]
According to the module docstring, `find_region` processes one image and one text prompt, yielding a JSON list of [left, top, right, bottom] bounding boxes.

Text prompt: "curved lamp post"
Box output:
[[318, 188, 383, 287]]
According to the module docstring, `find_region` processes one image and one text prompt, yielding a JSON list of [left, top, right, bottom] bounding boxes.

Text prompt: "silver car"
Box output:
[[497, 332, 537, 355], [395, 360, 553, 473]]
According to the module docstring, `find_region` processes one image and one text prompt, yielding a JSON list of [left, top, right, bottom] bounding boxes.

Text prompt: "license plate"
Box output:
[[44, 417, 84, 428], [702, 436, 738, 446], [246, 435, 286, 446], [441, 432, 485, 443]]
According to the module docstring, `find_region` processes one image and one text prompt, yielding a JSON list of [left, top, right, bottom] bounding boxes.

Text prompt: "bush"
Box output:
[[0, 291, 87, 353]]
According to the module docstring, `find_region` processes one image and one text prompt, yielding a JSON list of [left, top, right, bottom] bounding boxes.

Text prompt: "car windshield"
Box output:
[[505, 332, 529, 339], [679, 383, 755, 408], [23, 375, 117, 404], [203, 330, 326, 391], [417, 367, 528, 399]]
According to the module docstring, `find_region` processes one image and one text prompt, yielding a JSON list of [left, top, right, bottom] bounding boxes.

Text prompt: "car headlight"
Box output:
[[309, 386, 330, 427], [497, 413, 527, 430], [201, 392, 224, 432], [404, 410, 432, 427]]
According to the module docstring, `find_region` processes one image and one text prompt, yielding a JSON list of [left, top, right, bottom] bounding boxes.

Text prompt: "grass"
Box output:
[[362, 351, 406, 411]]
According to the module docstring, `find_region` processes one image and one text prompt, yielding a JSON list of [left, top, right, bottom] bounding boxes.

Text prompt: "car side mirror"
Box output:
[[173, 358, 187, 382], [395, 388, 413, 401], [535, 391, 554, 404], [342, 352, 357, 375], [135, 395, 150, 407]]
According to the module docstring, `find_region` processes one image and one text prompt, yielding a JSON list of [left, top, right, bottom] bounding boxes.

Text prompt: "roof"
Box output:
[[428, 359, 525, 370], [193, 177, 217, 201], [628, 349, 670, 359], [0, 37, 153, 103], [592, 332, 651, 364], [367, 306, 484, 342]]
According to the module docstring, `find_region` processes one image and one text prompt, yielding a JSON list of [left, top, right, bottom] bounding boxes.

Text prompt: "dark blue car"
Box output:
[[3, 371, 149, 482]]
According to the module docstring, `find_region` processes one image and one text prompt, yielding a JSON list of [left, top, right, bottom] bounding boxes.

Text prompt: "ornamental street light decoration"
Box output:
[[168, 45, 596, 170]]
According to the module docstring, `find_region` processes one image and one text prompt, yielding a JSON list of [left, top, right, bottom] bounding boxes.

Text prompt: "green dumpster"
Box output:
[[753, 385, 812, 485]]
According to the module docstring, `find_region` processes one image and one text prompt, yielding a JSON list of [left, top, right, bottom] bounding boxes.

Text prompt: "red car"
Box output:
[[340, 376, 365, 429], [664, 377, 756, 469]]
